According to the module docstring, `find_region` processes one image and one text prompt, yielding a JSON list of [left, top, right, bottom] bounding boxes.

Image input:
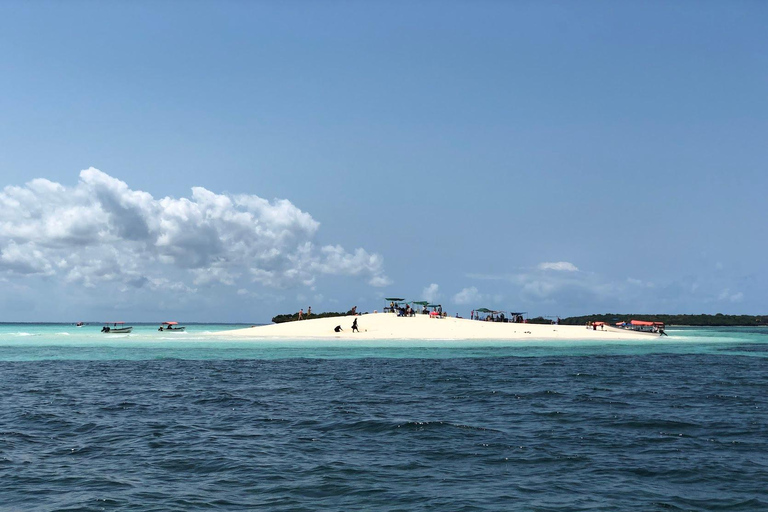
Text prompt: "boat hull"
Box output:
[[103, 327, 133, 333]]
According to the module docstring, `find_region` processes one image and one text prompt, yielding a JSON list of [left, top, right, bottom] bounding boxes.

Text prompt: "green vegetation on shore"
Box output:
[[560, 313, 768, 327], [272, 309, 355, 324]]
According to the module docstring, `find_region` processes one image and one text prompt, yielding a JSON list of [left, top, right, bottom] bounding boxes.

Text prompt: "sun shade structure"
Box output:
[[630, 320, 655, 326], [475, 308, 494, 313], [411, 301, 429, 306], [384, 298, 407, 313], [163, 321, 178, 325]]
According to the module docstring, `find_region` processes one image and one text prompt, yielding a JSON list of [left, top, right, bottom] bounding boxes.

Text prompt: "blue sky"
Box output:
[[0, 1, 765, 322]]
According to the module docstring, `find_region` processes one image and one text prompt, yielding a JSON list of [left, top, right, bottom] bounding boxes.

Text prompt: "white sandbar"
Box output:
[[211, 313, 658, 341]]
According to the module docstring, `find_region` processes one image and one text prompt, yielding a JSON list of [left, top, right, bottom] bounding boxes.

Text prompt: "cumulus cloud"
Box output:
[[422, 283, 439, 303], [0, 168, 388, 290], [453, 286, 481, 305], [537, 261, 579, 272]]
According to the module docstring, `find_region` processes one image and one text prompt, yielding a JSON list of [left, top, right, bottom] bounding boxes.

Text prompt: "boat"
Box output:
[[158, 321, 185, 332], [101, 322, 133, 333], [613, 319, 667, 336]]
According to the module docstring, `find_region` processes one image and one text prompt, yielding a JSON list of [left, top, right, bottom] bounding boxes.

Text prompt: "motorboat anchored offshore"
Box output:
[[101, 322, 133, 334], [158, 321, 185, 332]]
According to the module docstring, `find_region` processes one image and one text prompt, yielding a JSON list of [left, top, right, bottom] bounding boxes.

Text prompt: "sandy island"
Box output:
[[212, 313, 660, 341]]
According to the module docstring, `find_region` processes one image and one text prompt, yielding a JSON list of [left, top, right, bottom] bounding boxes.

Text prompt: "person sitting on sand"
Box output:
[[352, 318, 359, 333], [334, 325, 342, 333]]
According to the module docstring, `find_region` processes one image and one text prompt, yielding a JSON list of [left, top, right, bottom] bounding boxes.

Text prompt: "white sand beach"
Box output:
[[212, 313, 659, 341]]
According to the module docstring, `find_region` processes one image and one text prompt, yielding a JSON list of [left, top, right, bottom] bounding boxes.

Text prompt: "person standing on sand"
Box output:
[[307, 306, 311, 318], [352, 318, 359, 332], [298, 309, 303, 320]]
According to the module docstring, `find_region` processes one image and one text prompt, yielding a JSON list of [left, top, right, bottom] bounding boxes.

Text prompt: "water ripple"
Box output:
[[1, 355, 767, 510]]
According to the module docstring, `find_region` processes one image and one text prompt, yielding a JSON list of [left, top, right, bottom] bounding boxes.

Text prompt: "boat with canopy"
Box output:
[[159, 321, 185, 332]]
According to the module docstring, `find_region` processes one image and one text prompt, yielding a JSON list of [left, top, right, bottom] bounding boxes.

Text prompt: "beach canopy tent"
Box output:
[[592, 321, 605, 326], [411, 301, 429, 306], [384, 298, 406, 313], [475, 308, 511, 322]]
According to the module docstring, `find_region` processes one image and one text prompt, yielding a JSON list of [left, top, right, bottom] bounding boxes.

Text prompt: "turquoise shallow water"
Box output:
[[0, 323, 766, 361], [1, 325, 766, 510]]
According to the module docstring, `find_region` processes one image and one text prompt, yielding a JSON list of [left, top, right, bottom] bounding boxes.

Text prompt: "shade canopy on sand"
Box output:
[[411, 301, 429, 306], [385, 297, 405, 302], [475, 308, 495, 313]]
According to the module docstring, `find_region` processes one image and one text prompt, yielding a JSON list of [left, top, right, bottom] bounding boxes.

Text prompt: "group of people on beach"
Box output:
[[297, 306, 312, 320], [389, 302, 445, 317]]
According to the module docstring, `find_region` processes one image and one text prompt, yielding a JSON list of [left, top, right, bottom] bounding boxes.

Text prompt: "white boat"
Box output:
[[101, 322, 133, 333], [159, 321, 185, 332], [612, 319, 667, 336]]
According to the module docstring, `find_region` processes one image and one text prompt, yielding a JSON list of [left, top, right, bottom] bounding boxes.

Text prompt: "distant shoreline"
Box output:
[[560, 313, 768, 327]]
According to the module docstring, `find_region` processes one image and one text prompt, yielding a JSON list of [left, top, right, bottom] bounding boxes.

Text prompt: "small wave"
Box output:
[[55, 332, 71, 336], [719, 344, 768, 353]]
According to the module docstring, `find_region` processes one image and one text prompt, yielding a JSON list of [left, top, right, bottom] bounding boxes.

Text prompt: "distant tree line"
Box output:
[[271, 309, 357, 324], [560, 313, 768, 327], [526, 316, 554, 325]]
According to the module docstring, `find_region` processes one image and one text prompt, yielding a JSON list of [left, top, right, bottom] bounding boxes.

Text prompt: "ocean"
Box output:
[[1, 324, 766, 511]]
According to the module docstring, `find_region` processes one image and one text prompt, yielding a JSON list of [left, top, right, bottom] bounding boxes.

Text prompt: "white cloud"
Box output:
[[537, 261, 579, 272], [627, 277, 655, 288], [423, 283, 439, 303], [0, 168, 389, 290], [454, 286, 482, 305], [718, 289, 744, 303]]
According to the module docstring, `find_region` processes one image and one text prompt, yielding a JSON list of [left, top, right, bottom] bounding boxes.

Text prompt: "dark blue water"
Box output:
[[2, 353, 767, 511]]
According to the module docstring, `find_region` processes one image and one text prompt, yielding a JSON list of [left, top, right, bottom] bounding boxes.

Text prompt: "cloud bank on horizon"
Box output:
[[0, 168, 390, 292]]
